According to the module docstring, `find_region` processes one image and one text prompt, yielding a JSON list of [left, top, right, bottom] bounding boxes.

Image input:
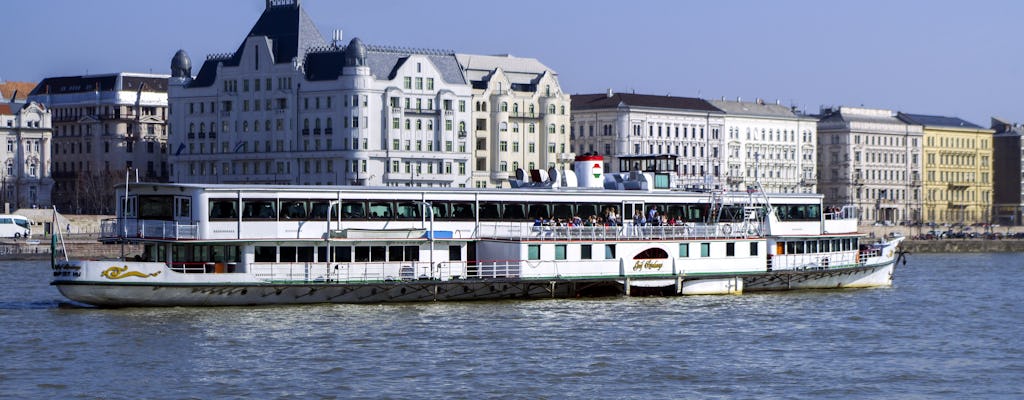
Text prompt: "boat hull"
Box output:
[[53, 260, 897, 307]]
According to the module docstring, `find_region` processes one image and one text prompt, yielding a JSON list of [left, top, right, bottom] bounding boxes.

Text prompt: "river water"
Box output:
[[1, 253, 1022, 399]]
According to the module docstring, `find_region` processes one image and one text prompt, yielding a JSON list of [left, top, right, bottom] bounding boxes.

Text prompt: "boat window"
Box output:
[[634, 247, 669, 259], [430, 203, 449, 219], [280, 200, 307, 219], [750, 242, 758, 256], [368, 201, 393, 219], [389, 246, 404, 261], [242, 199, 277, 220], [527, 203, 549, 219], [297, 247, 314, 262], [552, 204, 573, 219], [448, 245, 461, 261], [138, 195, 174, 220], [576, 204, 600, 219], [354, 246, 370, 262], [451, 202, 474, 220], [341, 202, 366, 219], [478, 202, 500, 220], [333, 246, 352, 262], [209, 199, 238, 220], [370, 246, 386, 262], [309, 201, 336, 219], [503, 203, 526, 219], [775, 204, 821, 221], [396, 202, 420, 219], [280, 246, 296, 262], [605, 244, 616, 259]]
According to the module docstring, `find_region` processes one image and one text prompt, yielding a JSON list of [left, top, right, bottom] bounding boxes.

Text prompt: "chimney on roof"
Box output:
[[606, 88, 613, 98]]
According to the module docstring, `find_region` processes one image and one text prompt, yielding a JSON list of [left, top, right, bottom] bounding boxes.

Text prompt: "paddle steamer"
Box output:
[[51, 156, 904, 306]]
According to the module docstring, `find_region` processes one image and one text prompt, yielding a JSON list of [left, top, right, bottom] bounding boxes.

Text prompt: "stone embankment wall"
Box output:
[[1, 239, 141, 261], [901, 240, 1024, 253]]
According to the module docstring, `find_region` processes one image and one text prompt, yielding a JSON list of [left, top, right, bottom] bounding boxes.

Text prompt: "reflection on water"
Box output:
[[1, 254, 1022, 399]]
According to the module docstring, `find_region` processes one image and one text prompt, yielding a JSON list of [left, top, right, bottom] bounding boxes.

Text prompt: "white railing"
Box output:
[[477, 222, 760, 241], [101, 218, 199, 240], [768, 251, 860, 271]]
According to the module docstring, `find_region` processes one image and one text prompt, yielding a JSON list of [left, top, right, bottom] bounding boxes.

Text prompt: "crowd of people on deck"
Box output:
[[531, 206, 697, 228]]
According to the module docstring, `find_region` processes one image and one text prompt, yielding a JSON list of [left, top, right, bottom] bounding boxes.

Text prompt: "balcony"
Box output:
[[853, 178, 864, 185], [799, 178, 816, 186], [726, 176, 744, 185], [947, 181, 971, 190]]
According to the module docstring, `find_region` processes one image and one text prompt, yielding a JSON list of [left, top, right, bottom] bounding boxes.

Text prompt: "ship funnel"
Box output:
[[574, 154, 604, 188]]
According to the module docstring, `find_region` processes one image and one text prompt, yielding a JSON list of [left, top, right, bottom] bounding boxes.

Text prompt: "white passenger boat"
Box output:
[[51, 156, 904, 307]]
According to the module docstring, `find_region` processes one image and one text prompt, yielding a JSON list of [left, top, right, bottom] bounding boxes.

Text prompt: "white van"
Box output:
[[0, 214, 32, 239]]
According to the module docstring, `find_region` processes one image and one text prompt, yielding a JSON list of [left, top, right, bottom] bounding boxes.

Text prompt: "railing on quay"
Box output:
[[100, 218, 199, 240]]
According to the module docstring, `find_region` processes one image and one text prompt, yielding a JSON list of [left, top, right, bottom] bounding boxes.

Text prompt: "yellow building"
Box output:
[[899, 113, 993, 225]]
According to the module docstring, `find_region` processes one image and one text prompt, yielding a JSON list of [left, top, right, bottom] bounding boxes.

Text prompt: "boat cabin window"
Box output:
[[527, 203, 550, 219], [431, 203, 450, 219], [503, 203, 525, 219], [341, 202, 365, 219], [242, 199, 277, 220], [309, 201, 336, 219], [138, 195, 174, 220], [280, 200, 307, 219], [775, 204, 821, 222], [451, 202, 474, 220], [395, 202, 420, 219], [209, 199, 238, 220], [478, 202, 500, 220], [368, 201, 393, 218]]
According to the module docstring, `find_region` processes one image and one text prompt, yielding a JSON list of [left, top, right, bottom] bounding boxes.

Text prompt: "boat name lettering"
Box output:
[[633, 260, 664, 271]]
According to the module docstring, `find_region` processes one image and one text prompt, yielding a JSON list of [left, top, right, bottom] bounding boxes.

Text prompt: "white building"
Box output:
[[457, 54, 573, 188], [709, 98, 818, 193], [0, 100, 52, 209], [817, 106, 923, 223], [28, 73, 169, 213], [168, 0, 475, 187], [571, 91, 724, 188]]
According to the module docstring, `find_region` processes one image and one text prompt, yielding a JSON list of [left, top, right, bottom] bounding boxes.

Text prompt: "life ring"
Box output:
[[722, 225, 733, 235], [14, 232, 21, 239]]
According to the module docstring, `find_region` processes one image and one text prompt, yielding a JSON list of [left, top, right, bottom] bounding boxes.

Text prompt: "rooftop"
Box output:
[[0, 81, 36, 102], [897, 112, 984, 130], [573, 92, 722, 113]]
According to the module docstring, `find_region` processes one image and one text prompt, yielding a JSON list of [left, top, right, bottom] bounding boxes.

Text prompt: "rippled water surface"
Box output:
[[2, 253, 1023, 399]]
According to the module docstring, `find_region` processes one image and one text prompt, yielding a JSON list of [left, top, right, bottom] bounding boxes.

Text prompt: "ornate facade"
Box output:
[[709, 98, 817, 193], [570, 91, 724, 188], [28, 73, 169, 213], [0, 101, 52, 209], [817, 107, 923, 224], [899, 113, 993, 225], [457, 54, 572, 188]]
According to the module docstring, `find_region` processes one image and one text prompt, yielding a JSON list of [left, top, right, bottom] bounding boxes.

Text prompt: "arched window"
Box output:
[[303, 119, 310, 129], [560, 105, 566, 115], [500, 122, 508, 132], [315, 118, 321, 129], [634, 248, 669, 259], [243, 121, 249, 132], [512, 123, 520, 133], [458, 121, 466, 132], [416, 120, 422, 130], [513, 103, 519, 114], [548, 124, 555, 134], [545, 85, 551, 96], [265, 120, 271, 131], [326, 118, 333, 131], [253, 119, 260, 132], [548, 104, 556, 114], [481, 102, 487, 112], [529, 123, 535, 133], [199, 124, 205, 134], [189, 123, 195, 134], [560, 125, 565, 134], [501, 102, 508, 112], [210, 122, 217, 133], [529, 104, 535, 115]]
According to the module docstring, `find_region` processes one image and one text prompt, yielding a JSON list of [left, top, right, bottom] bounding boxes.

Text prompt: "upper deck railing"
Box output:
[[477, 222, 762, 241], [101, 219, 198, 240]]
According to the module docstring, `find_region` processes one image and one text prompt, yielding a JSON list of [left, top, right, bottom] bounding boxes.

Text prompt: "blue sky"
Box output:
[[3, 0, 1021, 126]]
